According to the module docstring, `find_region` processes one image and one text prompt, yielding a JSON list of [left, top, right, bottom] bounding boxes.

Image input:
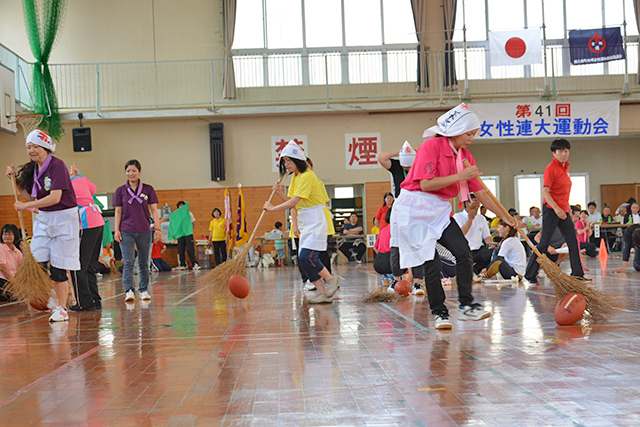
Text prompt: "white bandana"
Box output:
[[399, 140, 416, 167], [422, 103, 480, 138], [26, 129, 56, 153], [280, 140, 306, 161]]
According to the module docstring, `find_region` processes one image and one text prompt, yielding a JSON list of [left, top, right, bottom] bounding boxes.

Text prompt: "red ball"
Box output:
[[554, 292, 586, 325], [29, 298, 49, 311], [228, 274, 250, 299], [395, 280, 412, 296]]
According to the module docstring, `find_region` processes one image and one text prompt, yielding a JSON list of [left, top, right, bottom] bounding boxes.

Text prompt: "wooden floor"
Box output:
[[1, 254, 639, 426]]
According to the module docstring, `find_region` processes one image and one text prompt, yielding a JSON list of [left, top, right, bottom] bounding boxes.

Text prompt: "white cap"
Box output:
[[399, 140, 416, 167], [26, 129, 56, 153], [280, 140, 306, 161], [422, 103, 480, 138]]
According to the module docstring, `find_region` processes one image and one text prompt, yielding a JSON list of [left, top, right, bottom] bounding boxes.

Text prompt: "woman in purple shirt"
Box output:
[[113, 159, 161, 302], [5, 130, 80, 322]]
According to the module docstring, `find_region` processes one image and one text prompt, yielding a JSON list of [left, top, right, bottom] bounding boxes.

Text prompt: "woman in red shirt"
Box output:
[[374, 192, 394, 230], [524, 138, 584, 284]]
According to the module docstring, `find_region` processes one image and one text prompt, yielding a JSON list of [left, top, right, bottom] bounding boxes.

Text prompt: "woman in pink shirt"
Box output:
[[391, 104, 508, 330], [0, 224, 24, 302], [69, 164, 105, 311], [575, 209, 597, 257]]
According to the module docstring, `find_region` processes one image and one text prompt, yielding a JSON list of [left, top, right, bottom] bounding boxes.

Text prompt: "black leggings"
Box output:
[[211, 240, 227, 266]]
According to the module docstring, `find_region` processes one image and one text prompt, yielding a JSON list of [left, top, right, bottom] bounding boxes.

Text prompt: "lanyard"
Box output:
[[126, 182, 144, 204], [448, 140, 470, 203], [31, 155, 52, 198]]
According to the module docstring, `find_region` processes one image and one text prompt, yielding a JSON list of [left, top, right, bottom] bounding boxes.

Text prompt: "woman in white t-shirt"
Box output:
[[481, 219, 526, 280]]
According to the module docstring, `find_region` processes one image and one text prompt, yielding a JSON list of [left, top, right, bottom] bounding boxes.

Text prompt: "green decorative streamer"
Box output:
[[22, 0, 67, 141]]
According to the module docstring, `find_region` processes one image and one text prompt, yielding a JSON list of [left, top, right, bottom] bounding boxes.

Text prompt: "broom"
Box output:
[[199, 176, 285, 293], [2, 174, 53, 304], [463, 159, 613, 321]]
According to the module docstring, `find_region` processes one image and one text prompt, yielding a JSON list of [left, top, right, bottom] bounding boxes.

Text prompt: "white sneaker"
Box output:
[[193, 264, 201, 270], [412, 283, 425, 295], [458, 303, 491, 321], [49, 306, 69, 322], [140, 290, 151, 300], [95, 272, 103, 277], [434, 314, 452, 330], [125, 290, 135, 301], [303, 281, 316, 291], [325, 277, 340, 297], [386, 281, 397, 293]]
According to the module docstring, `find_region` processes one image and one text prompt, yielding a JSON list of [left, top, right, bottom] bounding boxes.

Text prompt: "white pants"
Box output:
[[32, 207, 81, 271]]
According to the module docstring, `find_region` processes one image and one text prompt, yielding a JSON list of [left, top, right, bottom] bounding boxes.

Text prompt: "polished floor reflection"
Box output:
[[1, 254, 639, 426]]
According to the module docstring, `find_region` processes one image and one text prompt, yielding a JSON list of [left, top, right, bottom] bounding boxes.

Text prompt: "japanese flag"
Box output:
[[489, 29, 542, 66]]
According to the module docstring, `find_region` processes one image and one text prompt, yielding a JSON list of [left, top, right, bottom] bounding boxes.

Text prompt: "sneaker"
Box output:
[[412, 283, 425, 296], [178, 266, 187, 270], [47, 296, 58, 310], [303, 281, 316, 291], [140, 290, 151, 300], [304, 289, 320, 300], [308, 293, 333, 304], [325, 276, 340, 297], [523, 277, 540, 287], [193, 264, 201, 270], [69, 304, 97, 312], [458, 303, 491, 321], [49, 306, 69, 322], [434, 314, 452, 330], [441, 277, 452, 287], [386, 280, 397, 293], [95, 272, 103, 277], [125, 290, 135, 301]]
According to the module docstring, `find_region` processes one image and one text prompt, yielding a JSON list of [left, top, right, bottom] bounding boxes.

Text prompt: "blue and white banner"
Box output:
[[569, 27, 625, 65], [468, 101, 619, 140]]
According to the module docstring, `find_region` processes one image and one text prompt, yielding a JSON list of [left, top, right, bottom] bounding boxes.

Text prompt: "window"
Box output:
[[481, 176, 500, 203], [334, 187, 355, 198], [515, 175, 543, 216], [569, 174, 589, 209]]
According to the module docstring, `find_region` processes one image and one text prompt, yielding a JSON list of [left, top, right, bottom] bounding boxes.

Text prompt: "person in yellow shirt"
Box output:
[[264, 141, 339, 304], [208, 208, 226, 266]]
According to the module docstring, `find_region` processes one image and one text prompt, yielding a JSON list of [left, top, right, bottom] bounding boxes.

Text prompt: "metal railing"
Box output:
[[3, 43, 639, 114]]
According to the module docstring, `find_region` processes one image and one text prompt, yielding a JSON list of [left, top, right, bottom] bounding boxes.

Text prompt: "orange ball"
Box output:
[[29, 298, 49, 311], [228, 274, 250, 299], [554, 292, 586, 325], [394, 279, 412, 296]]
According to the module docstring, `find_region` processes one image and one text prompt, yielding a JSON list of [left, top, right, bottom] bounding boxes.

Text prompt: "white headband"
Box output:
[[280, 140, 306, 161], [26, 129, 56, 153], [422, 103, 480, 138]]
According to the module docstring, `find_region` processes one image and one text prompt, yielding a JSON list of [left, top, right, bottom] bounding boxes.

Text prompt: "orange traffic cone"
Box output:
[[598, 238, 608, 258]]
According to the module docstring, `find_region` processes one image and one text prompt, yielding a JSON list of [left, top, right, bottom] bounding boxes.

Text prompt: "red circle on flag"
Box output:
[[505, 37, 527, 59]]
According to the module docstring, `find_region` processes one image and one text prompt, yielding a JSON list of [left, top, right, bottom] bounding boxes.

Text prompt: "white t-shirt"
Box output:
[[632, 213, 640, 224], [454, 210, 491, 250], [497, 236, 526, 276], [523, 215, 543, 228], [587, 212, 601, 224]]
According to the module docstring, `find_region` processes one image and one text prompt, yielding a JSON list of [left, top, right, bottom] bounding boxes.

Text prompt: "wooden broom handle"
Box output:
[[10, 173, 27, 241], [246, 175, 286, 246], [461, 159, 543, 256]]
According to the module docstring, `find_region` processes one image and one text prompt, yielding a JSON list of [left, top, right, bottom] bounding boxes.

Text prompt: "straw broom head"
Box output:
[[3, 242, 52, 303], [363, 289, 401, 303], [198, 244, 249, 296]]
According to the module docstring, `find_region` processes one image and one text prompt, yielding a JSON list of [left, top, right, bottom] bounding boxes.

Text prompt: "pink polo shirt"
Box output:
[[400, 136, 482, 199], [575, 219, 589, 243], [0, 243, 23, 280], [374, 225, 391, 254], [71, 175, 105, 230]]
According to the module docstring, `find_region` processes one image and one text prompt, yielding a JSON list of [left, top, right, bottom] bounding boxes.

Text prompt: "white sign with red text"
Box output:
[[468, 101, 619, 139], [272, 135, 308, 172], [345, 133, 381, 170]]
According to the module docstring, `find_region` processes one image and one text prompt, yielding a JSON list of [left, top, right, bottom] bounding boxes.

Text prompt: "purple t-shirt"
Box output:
[[113, 182, 159, 233], [33, 156, 77, 212]]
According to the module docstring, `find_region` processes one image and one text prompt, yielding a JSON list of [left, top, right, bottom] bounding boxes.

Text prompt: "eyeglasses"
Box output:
[[282, 157, 292, 164]]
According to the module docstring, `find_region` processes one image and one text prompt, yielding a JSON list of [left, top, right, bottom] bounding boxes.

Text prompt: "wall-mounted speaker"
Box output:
[[72, 127, 92, 152], [210, 122, 225, 181]]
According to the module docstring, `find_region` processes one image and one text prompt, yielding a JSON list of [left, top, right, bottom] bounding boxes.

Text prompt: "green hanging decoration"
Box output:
[[22, 0, 67, 141]]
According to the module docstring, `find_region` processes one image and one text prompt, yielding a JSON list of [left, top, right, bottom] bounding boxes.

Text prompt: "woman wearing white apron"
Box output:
[[264, 140, 339, 304], [6, 130, 80, 322], [393, 104, 509, 330]]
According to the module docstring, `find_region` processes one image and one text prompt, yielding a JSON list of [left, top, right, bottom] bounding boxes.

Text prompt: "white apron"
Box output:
[[298, 204, 328, 251], [392, 189, 452, 269], [31, 207, 81, 271]]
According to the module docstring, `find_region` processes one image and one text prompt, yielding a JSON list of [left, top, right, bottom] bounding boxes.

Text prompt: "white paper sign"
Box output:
[[468, 101, 619, 139], [272, 135, 308, 172], [345, 133, 381, 170]]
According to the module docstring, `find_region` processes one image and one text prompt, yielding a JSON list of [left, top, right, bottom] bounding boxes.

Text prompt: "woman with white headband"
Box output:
[[5, 130, 80, 322], [264, 140, 339, 304], [391, 104, 510, 330]]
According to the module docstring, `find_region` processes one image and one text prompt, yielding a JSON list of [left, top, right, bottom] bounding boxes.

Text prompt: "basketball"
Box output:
[[395, 280, 411, 296], [554, 293, 586, 325], [229, 274, 250, 299], [29, 298, 49, 311]]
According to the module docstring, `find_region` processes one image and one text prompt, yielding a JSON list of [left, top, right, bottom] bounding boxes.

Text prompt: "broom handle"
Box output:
[[462, 159, 544, 257], [10, 173, 27, 241], [246, 175, 286, 246]]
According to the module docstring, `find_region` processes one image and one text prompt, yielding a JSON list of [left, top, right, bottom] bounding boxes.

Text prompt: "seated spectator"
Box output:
[[535, 226, 569, 266], [614, 205, 627, 224], [587, 202, 600, 224], [97, 242, 116, 274], [339, 213, 366, 263], [453, 194, 496, 275], [573, 208, 597, 257], [0, 224, 23, 302], [623, 202, 640, 224], [370, 218, 380, 235], [601, 205, 614, 223], [612, 225, 640, 273], [151, 234, 172, 272], [272, 221, 286, 261], [522, 206, 543, 229], [480, 205, 493, 225], [481, 219, 526, 280]]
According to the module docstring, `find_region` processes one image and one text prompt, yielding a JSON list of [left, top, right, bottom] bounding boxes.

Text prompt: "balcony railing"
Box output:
[[2, 43, 638, 115]]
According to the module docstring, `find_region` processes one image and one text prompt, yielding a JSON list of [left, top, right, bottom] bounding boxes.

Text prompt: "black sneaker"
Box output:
[[386, 280, 397, 293], [69, 304, 98, 312]]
